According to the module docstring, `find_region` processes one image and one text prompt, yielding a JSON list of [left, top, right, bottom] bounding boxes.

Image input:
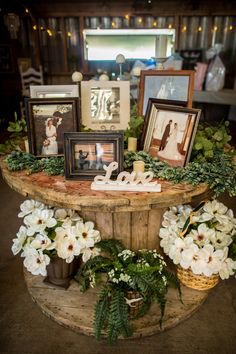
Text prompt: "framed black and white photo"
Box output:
[[138, 70, 195, 116], [26, 98, 79, 157], [141, 102, 201, 167], [30, 85, 79, 98], [81, 81, 130, 131], [64, 131, 124, 180]]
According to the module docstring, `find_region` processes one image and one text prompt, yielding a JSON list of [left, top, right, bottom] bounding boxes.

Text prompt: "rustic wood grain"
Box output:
[[24, 270, 209, 339]]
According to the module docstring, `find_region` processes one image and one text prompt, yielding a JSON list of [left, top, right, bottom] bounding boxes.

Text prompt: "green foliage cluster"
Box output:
[[0, 113, 27, 155], [75, 239, 180, 343], [191, 120, 234, 162], [5, 151, 64, 175], [124, 104, 144, 147], [124, 150, 236, 197]]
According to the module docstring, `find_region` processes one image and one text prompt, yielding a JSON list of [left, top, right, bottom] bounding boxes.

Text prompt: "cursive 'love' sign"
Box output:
[[91, 162, 161, 192]]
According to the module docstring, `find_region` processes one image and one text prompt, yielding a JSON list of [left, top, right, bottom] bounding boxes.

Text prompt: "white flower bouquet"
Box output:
[[160, 199, 236, 282], [12, 199, 101, 276]]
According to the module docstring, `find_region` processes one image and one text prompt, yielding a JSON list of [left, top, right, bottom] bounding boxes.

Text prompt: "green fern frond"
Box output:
[[108, 287, 132, 344], [97, 239, 125, 258], [93, 286, 110, 341]]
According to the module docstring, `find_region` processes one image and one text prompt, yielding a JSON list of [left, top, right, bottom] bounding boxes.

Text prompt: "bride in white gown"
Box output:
[[157, 122, 183, 161], [41, 117, 62, 155]]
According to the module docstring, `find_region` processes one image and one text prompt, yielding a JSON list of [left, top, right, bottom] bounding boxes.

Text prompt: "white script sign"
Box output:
[[91, 162, 161, 192]]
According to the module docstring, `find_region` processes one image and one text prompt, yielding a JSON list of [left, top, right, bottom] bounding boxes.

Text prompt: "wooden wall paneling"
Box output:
[[147, 209, 165, 253], [95, 212, 113, 239], [131, 211, 149, 250], [113, 212, 131, 248], [61, 17, 69, 73]]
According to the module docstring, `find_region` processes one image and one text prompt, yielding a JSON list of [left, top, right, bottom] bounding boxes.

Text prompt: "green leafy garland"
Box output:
[[5, 151, 64, 175], [124, 150, 236, 197]]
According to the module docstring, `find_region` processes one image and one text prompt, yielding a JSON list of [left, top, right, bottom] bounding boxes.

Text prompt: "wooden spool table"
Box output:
[[0, 159, 212, 338]]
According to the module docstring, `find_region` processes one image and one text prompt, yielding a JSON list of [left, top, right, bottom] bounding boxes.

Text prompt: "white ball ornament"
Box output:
[[72, 71, 83, 82], [99, 74, 109, 81], [116, 54, 125, 64]]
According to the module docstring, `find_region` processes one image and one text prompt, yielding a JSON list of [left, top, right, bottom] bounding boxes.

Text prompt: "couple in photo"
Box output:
[[157, 120, 183, 161]]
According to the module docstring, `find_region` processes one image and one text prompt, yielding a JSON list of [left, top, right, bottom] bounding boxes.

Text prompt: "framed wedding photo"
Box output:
[[30, 85, 79, 98], [138, 70, 195, 116], [81, 81, 130, 131], [64, 131, 124, 180], [26, 98, 79, 157], [142, 102, 201, 167]]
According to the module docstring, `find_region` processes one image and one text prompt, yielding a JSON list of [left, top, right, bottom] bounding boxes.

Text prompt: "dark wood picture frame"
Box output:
[[64, 131, 124, 180], [141, 103, 201, 167], [26, 97, 79, 157], [138, 70, 195, 116], [140, 98, 188, 149]]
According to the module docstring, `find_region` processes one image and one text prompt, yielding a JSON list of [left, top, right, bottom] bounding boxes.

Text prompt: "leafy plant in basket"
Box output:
[[75, 239, 180, 344], [159, 199, 236, 291], [11, 199, 101, 280]]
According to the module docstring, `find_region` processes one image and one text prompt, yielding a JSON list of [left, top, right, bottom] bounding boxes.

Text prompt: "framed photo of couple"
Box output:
[[141, 99, 201, 167], [64, 131, 124, 180], [138, 70, 195, 116], [25, 98, 79, 157]]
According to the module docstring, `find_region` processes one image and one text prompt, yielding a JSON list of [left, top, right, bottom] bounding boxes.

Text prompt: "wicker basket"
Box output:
[[177, 266, 220, 291], [126, 291, 143, 318]]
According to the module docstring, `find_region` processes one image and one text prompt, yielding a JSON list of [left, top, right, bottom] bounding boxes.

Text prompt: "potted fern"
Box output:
[[75, 239, 180, 343]]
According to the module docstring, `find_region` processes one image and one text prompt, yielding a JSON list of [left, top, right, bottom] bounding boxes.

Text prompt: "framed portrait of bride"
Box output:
[[25, 98, 79, 157], [138, 70, 195, 116], [141, 100, 201, 167]]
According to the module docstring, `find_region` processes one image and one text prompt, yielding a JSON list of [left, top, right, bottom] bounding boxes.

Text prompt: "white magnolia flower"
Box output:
[[18, 199, 45, 218], [210, 231, 232, 250], [56, 236, 81, 263], [74, 221, 101, 248], [169, 236, 193, 265], [203, 199, 228, 216], [219, 258, 236, 280], [23, 249, 50, 276], [215, 219, 235, 233], [200, 244, 225, 276], [188, 223, 215, 247], [24, 209, 57, 235], [180, 243, 205, 274], [81, 247, 100, 262], [54, 208, 68, 220], [30, 234, 52, 250], [11, 225, 28, 255]]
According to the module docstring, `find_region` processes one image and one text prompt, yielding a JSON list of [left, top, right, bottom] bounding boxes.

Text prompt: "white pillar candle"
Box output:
[[127, 137, 137, 152], [133, 160, 145, 173]]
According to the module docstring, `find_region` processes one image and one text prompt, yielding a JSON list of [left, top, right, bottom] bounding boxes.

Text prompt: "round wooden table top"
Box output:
[[0, 158, 210, 212]]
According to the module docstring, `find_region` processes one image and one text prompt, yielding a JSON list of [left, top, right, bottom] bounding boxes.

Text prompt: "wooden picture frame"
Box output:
[[81, 81, 130, 131], [64, 131, 124, 180], [30, 85, 79, 98], [142, 103, 201, 167], [26, 98, 79, 157], [138, 70, 195, 116]]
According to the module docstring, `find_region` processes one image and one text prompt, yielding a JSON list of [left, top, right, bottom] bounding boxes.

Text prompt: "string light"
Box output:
[[182, 25, 187, 32], [153, 21, 157, 27], [67, 31, 71, 37], [229, 25, 233, 30], [40, 26, 44, 30], [25, 8, 29, 13], [46, 29, 53, 36], [168, 24, 172, 29], [125, 14, 129, 20], [33, 24, 37, 30], [138, 17, 142, 23], [198, 26, 202, 32], [111, 21, 116, 27], [213, 26, 218, 31]]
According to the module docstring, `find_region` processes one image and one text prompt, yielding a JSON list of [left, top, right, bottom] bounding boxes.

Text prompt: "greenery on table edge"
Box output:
[[75, 239, 181, 344], [4, 148, 235, 196]]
